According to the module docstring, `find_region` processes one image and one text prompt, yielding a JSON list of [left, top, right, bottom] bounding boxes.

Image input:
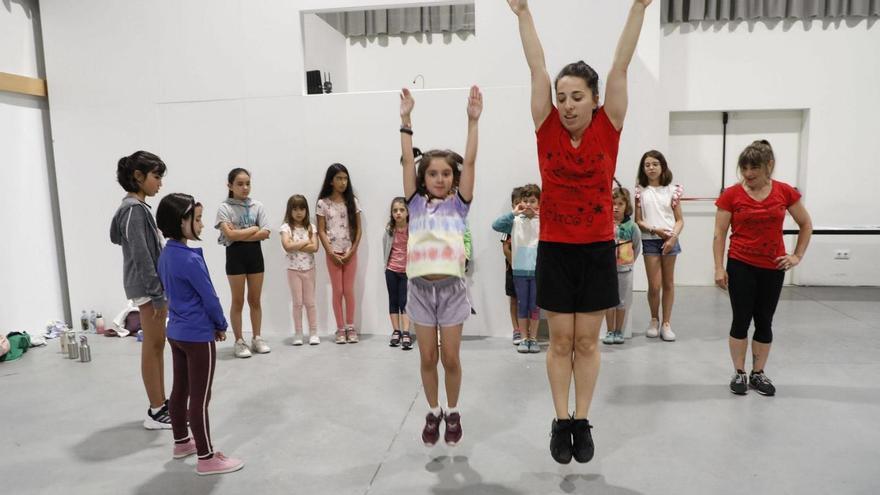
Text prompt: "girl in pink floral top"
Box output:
[[316, 163, 362, 344]]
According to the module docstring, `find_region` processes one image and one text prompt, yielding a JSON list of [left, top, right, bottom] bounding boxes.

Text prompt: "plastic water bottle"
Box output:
[[89, 310, 97, 333], [95, 313, 105, 335], [80, 311, 89, 332], [137, 329, 144, 342]]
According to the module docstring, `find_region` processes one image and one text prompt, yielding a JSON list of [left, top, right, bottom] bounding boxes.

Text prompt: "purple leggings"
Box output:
[[168, 338, 216, 459]]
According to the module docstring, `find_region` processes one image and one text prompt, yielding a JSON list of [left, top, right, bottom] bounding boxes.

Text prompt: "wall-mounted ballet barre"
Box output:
[[680, 197, 718, 202], [783, 228, 880, 235], [0, 71, 47, 98]]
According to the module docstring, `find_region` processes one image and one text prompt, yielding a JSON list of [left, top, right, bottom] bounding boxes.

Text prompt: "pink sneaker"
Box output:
[[196, 452, 244, 476], [172, 439, 197, 459]]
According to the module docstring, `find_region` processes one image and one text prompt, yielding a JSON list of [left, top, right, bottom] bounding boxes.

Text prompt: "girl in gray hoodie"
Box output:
[[110, 150, 172, 430]]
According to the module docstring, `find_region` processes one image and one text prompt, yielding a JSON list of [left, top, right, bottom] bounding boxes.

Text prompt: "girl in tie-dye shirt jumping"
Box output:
[[398, 85, 482, 449]]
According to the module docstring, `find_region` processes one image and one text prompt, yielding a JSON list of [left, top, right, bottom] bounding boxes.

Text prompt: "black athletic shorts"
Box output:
[[505, 263, 516, 297], [225, 241, 264, 276], [536, 240, 619, 313]]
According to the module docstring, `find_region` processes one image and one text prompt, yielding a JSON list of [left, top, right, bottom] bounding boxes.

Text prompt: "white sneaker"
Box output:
[[292, 333, 304, 346], [234, 339, 252, 358], [308, 334, 320, 345], [660, 323, 676, 342], [646, 319, 660, 338], [252, 336, 271, 354]]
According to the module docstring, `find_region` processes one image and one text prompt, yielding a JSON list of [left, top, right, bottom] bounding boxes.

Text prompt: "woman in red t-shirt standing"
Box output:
[[508, 0, 653, 465], [713, 140, 812, 397]]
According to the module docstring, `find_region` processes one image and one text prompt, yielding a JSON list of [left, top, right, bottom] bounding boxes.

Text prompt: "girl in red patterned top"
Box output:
[[507, 0, 653, 465], [713, 140, 812, 397]]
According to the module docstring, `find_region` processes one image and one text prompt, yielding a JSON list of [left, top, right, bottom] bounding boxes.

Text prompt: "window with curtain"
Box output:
[[661, 0, 880, 23], [316, 3, 475, 37]]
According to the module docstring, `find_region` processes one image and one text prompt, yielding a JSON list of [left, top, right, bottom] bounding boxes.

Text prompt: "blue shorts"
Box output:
[[642, 238, 682, 256]]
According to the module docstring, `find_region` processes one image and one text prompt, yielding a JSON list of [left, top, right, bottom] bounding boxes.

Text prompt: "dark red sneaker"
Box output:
[[422, 411, 443, 446], [444, 412, 462, 446]]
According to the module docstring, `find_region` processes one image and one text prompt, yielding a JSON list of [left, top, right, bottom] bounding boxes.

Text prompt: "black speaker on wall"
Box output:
[[306, 70, 323, 95]]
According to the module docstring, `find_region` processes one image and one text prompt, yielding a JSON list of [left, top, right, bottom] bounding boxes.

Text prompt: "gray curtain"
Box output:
[[317, 4, 475, 37], [662, 0, 880, 22]]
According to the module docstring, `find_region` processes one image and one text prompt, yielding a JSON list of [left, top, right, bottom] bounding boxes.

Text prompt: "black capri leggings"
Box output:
[[385, 269, 408, 314], [727, 258, 785, 344]]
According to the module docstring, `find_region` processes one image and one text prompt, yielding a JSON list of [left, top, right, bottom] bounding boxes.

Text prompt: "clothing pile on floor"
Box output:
[[0, 331, 45, 363]]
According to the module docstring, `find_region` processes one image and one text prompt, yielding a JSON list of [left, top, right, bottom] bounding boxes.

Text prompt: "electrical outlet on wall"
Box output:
[[834, 249, 851, 260]]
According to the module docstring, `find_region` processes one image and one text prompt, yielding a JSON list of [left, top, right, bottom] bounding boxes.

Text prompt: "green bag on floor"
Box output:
[[0, 332, 31, 362]]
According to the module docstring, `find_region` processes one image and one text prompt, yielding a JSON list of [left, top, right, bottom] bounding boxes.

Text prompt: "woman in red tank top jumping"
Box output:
[[507, 0, 653, 465]]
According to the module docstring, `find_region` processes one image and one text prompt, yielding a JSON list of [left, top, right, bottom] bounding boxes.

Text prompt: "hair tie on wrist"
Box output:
[[400, 126, 413, 135]]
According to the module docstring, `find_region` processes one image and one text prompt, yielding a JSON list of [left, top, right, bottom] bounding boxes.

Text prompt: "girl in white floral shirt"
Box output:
[[280, 194, 320, 346]]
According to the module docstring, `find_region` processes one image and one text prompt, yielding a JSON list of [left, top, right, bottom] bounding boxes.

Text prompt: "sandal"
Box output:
[[401, 332, 413, 351], [390, 330, 402, 347]]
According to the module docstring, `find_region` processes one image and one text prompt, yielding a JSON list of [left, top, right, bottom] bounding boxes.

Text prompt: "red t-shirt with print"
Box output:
[[715, 180, 802, 270], [537, 106, 621, 244]]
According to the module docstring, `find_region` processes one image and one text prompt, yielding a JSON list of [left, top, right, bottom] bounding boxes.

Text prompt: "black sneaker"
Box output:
[[749, 371, 776, 396], [143, 400, 172, 430], [730, 371, 748, 395], [549, 418, 573, 464], [390, 330, 402, 347], [401, 332, 413, 351], [571, 418, 594, 463]]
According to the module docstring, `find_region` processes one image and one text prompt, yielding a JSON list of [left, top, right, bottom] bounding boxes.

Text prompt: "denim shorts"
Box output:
[[406, 276, 471, 327], [642, 238, 682, 256]]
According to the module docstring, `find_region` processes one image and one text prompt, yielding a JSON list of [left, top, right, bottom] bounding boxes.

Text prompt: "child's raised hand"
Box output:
[[506, 0, 529, 15], [400, 88, 415, 118], [635, 0, 653, 7], [512, 203, 526, 215], [467, 85, 483, 121]]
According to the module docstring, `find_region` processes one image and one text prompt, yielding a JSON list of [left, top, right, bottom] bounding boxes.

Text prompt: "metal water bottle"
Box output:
[[67, 330, 79, 359], [95, 313, 105, 335], [79, 335, 91, 363], [60, 328, 69, 354]]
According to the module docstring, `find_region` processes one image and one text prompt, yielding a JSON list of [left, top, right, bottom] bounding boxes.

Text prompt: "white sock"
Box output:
[[446, 406, 459, 415], [150, 405, 163, 414], [429, 406, 442, 417]]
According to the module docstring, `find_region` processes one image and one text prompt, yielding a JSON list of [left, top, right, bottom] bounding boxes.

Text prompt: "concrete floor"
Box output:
[[2, 287, 879, 495]]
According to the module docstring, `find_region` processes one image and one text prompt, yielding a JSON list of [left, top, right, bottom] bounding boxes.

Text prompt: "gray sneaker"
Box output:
[[528, 339, 540, 353], [613, 331, 625, 345], [603, 331, 616, 345], [517, 340, 530, 353]]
